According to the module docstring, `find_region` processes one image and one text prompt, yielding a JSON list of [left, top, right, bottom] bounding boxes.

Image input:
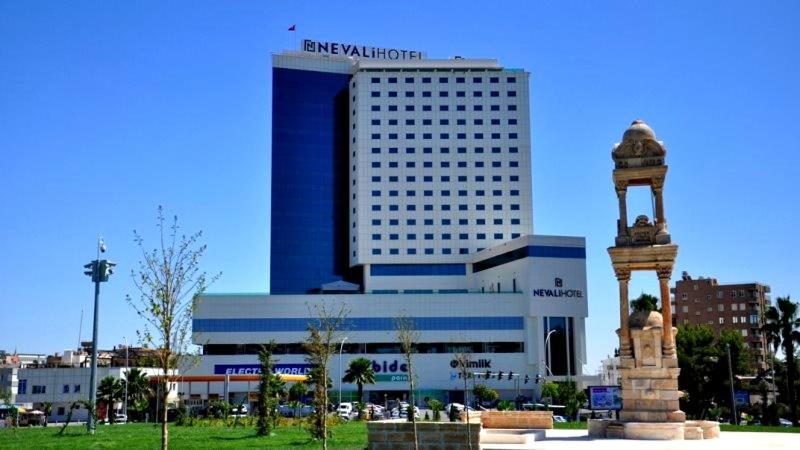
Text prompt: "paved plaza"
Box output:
[[518, 430, 800, 450]]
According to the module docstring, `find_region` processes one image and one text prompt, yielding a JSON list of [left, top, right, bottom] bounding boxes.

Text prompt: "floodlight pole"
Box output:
[[87, 238, 102, 434]]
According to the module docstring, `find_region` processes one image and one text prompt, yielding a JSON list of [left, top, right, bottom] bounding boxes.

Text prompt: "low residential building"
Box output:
[[599, 355, 621, 386], [671, 271, 771, 369], [11, 366, 176, 422]]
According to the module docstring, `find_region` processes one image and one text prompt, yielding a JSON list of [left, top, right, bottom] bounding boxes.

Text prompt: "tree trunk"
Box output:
[[787, 341, 797, 426], [161, 385, 169, 450]]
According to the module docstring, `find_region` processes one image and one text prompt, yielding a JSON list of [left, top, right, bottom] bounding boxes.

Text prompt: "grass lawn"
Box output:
[[0, 421, 368, 449]]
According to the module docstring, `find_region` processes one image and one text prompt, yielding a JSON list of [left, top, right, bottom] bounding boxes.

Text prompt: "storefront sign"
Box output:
[[375, 374, 409, 382], [213, 364, 312, 375], [449, 358, 492, 369], [302, 39, 425, 60]]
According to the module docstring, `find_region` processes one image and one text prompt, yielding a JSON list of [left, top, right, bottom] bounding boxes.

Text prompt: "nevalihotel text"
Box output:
[[302, 39, 425, 60]]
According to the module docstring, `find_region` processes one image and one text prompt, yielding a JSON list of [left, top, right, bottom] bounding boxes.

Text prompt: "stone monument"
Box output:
[[589, 120, 720, 440]]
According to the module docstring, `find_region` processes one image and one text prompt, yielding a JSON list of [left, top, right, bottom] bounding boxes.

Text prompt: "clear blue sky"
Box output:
[[1, 1, 798, 373]]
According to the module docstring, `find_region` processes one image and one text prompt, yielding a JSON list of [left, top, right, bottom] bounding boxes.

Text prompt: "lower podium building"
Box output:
[[188, 235, 588, 407]]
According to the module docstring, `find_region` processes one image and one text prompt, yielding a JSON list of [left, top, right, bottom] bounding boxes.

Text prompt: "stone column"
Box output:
[[616, 267, 632, 358], [652, 177, 666, 232], [657, 266, 676, 357], [616, 181, 628, 237]]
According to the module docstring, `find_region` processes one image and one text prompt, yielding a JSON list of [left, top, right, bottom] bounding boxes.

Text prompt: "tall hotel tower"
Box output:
[[192, 41, 589, 405]]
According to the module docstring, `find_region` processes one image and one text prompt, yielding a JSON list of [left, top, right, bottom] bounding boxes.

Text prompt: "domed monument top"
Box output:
[[612, 119, 666, 169]]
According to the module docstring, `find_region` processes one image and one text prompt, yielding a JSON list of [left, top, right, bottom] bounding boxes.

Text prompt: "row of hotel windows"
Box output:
[[368, 218, 521, 226], [371, 190, 520, 197], [370, 232, 520, 240], [680, 290, 760, 300], [372, 118, 518, 126], [370, 147, 519, 155], [368, 161, 520, 168], [370, 132, 519, 140], [370, 91, 518, 98], [204, 341, 524, 355], [370, 76, 517, 84], [368, 176, 519, 184], [368, 204, 521, 211], [367, 104, 518, 112], [369, 243, 519, 255]]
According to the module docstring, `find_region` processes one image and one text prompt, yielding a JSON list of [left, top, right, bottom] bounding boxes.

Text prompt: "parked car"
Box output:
[[337, 402, 354, 420], [19, 410, 47, 427], [553, 415, 567, 423], [779, 418, 793, 427], [231, 405, 248, 418]]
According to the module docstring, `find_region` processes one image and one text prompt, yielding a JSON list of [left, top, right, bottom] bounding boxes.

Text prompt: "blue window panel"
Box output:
[[389, 219, 399, 225], [509, 105, 517, 111], [372, 248, 381, 255], [510, 133, 518, 139], [388, 91, 397, 97], [473, 245, 587, 273], [511, 190, 520, 196], [441, 205, 450, 211], [372, 219, 381, 225], [490, 77, 499, 83], [457, 133, 467, 139], [476, 205, 486, 211], [371, 77, 380, 83], [389, 205, 399, 211], [390, 248, 399, 255], [510, 175, 519, 181], [511, 218, 521, 225], [493, 204, 503, 211], [508, 91, 517, 97], [459, 233, 468, 239], [423, 105, 432, 111], [459, 248, 469, 255], [389, 147, 398, 154], [494, 219, 503, 225], [388, 77, 397, 83], [407, 233, 416, 240], [371, 105, 380, 111], [389, 176, 399, 182], [370, 264, 466, 276], [424, 233, 434, 240], [271, 68, 359, 294], [490, 91, 500, 97], [494, 233, 504, 239], [442, 248, 452, 254], [511, 204, 520, 210], [425, 248, 434, 255], [406, 105, 415, 111], [405, 91, 414, 97], [439, 105, 449, 111], [459, 219, 468, 225], [372, 234, 381, 240], [407, 248, 417, 254], [424, 205, 433, 211], [372, 205, 381, 211], [371, 91, 380, 97], [372, 190, 381, 197], [507, 77, 516, 83], [491, 105, 500, 111], [390, 234, 399, 240], [371, 119, 380, 125], [512, 233, 521, 238], [510, 161, 519, 167], [371, 133, 381, 139], [423, 91, 432, 97], [193, 316, 523, 332], [442, 234, 451, 240], [456, 77, 465, 83], [405, 77, 414, 83], [422, 77, 431, 83]]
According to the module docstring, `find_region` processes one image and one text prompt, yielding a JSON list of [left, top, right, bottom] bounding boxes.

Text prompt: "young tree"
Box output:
[[288, 381, 308, 421], [762, 296, 800, 426], [127, 207, 219, 449], [303, 303, 348, 450], [452, 351, 475, 450], [342, 357, 376, 404], [395, 315, 419, 450], [257, 341, 283, 436]]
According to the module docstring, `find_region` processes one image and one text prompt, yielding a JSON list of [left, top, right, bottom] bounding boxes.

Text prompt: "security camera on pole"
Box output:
[[83, 237, 115, 434]]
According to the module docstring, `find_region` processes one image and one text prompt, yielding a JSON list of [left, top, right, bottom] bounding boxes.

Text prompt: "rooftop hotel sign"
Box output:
[[302, 39, 425, 60]]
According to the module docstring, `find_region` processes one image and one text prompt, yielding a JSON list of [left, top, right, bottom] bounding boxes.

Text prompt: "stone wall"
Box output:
[[480, 411, 553, 429], [367, 420, 482, 450]]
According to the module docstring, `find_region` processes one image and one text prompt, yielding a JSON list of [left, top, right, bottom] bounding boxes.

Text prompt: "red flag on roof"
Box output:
[[288, 24, 296, 31]]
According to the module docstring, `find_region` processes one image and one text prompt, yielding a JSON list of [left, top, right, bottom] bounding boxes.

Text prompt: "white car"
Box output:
[[779, 418, 793, 427], [231, 405, 248, 418], [553, 415, 567, 423], [337, 402, 354, 420]]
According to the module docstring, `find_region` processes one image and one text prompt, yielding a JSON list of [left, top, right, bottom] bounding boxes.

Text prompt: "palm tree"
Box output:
[[342, 357, 375, 403], [762, 296, 800, 426], [97, 376, 125, 424], [124, 368, 151, 421]]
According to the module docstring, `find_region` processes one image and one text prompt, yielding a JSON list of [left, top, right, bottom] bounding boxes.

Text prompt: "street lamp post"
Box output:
[[543, 329, 557, 377], [123, 336, 129, 418], [83, 237, 115, 434], [339, 337, 348, 405]]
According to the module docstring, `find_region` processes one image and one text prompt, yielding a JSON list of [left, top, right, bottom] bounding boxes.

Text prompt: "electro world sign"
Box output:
[[213, 364, 312, 375], [302, 39, 425, 60]]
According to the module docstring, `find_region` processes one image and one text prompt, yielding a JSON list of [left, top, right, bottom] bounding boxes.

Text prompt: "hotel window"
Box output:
[[372, 234, 381, 241], [459, 233, 468, 239], [372, 249, 381, 255], [442, 248, 452, 254], [371, 119, 380, 125], [423, 119, 432, 125], [457, 105, 466, 111], [473, 77, 482, 83], [456, 77, 465, 83], [439, 105, 449, 111], [423, 105, 432, 111], [490, 91, 500, 97], [476, 218, 486, 224], [474, 119, 484, 125], [424, 234, 434, 240], [405, 119, 415, 125], [509, 133, 518, 139], [390, 249, 399, 255], [423, 91, 432, 97], [507, 77, 516, 83], [389, 105, 398, 111], [508, 91, 517, 97], [63, 384, 70, 393], [457, 133, 467, 139], [511, 204, 520, 210], [491, 104, 500, 111], [405, 105, 415, 111], [388, 91, 397, 97], [494, 233, 503, 239], [388, 77, 397, 83], [493, 219, 503, 225], [439, 91, 449, 97], [511, 218, 520, 225], [405, 91, 414, 97], [371, 77, 380, 83], [457, 91, 465, 97], [425, 248, 434, 255], [407, 234, 416, 240], [473, 91, 483, 97], [508, 105, 517, 111], [371, 105, 380, 111], [371, 91, 380, 97], [509, 119, 518, 125], [490, 77, 499, 83], [407, 249, 416, 255]]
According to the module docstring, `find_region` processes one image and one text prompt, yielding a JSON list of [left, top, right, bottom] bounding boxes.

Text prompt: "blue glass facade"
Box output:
[[271, 67, 361, 293], [194, 316, 524, 333], [473, 245, 586, 273]]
